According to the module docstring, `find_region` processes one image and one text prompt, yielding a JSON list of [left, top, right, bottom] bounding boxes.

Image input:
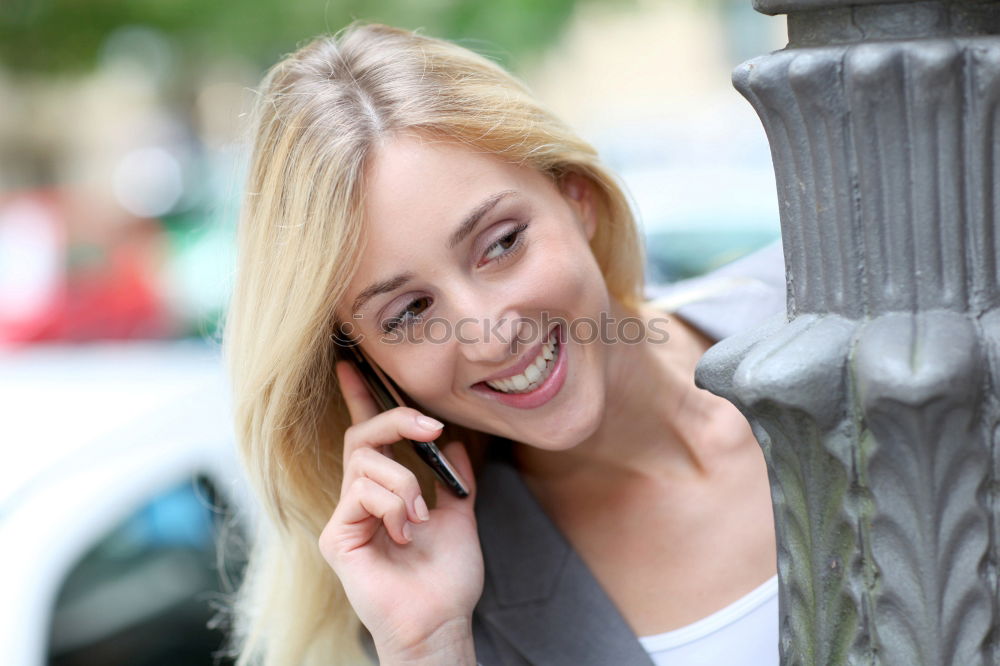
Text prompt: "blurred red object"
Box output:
[[0, 190, 175, 347]]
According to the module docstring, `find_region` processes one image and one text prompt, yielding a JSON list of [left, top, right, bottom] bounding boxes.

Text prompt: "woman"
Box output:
[[223, 21, 780, 666]]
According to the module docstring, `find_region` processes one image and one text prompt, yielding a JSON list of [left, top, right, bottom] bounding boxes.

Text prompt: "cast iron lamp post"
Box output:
[[696, 1, 1000, 663]]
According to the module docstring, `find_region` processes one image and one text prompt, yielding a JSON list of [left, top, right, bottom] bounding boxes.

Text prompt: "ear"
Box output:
[[560, 172, 597, 242]]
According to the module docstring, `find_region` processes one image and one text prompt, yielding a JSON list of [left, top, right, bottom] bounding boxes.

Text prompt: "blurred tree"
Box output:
[[0, 0, 601, 76]]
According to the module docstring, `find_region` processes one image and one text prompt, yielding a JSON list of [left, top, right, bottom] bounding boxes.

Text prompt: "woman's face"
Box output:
[[339, 133, 612, 450]]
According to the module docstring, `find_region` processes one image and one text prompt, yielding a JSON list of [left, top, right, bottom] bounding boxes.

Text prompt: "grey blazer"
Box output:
[[471, 240, 787, 666], [360, 240, 788, 665]]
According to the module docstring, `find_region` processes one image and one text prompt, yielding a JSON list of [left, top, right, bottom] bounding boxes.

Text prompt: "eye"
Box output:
[[481, 222, 528, 265], [382, 296, 432, 333]]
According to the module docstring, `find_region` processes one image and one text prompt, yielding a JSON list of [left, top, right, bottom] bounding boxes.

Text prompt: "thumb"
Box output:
[[433, 440, 477, 509]]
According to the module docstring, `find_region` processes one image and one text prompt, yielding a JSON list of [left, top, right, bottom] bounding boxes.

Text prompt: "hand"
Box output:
[[319, 360, 483, 664]]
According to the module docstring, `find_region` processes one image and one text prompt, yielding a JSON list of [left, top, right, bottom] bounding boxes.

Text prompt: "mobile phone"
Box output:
[[334, 332, 470, 499]]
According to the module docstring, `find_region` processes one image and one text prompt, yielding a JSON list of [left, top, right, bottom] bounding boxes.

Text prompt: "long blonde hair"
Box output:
[[222, 21, 646, 666]]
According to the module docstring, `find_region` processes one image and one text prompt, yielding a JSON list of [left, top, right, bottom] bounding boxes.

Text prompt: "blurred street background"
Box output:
[[0, 1, 785, 664]]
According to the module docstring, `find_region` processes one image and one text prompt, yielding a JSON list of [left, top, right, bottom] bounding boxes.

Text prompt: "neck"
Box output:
[[513, 297, 732, 493]]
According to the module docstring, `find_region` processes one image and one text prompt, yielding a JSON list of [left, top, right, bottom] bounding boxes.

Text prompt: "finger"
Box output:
[[335, 360, 397, 458], [343, 446, 429, 524], [335, 359, 380, 425], [334, 476, 413, 548], [342, 406, 444, 466], [432, 440, 477, 509]]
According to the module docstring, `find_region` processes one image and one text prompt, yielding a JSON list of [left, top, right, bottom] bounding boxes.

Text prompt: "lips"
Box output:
[[474, 325, 559, 386], [484, 334, 557, 393], [470, 324, 568, 409]]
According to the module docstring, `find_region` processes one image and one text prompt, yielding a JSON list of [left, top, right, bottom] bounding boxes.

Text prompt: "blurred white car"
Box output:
[[0, 341, 252, 666]]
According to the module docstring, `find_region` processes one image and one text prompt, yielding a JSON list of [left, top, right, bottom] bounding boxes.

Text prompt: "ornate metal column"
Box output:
[[695, 1, 1000, 664]]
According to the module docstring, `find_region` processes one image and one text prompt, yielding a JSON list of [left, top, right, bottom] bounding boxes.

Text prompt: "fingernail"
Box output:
[[416, 414, 444, 431], [402, 522, 412, 541], [414, 495, 430, 521]]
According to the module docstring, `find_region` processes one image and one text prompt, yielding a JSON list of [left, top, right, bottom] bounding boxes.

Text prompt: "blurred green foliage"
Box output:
[[0, 0, 609, 76]]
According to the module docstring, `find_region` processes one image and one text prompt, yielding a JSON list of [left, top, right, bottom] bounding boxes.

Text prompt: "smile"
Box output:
[[471, 325, 569, 409], [485, 333, 558, 393]]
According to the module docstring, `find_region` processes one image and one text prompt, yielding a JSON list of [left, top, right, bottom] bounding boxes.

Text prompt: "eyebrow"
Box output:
[[447, 189, 516, 249], [351, 190, 517, 316]]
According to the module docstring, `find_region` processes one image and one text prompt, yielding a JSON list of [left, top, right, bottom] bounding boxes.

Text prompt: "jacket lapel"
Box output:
[[474, 446, 656, 666]]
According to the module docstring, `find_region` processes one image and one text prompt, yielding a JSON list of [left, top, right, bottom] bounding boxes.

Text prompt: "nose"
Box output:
[[455, 310, 522, 365]]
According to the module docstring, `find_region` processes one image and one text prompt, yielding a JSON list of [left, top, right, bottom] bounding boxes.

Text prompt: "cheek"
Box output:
[[384, 344, 455, 404], [530, 231, 607, 308]]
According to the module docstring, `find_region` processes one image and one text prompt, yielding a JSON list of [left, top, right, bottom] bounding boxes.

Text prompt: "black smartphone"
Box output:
[[334, 331, 470, 499]]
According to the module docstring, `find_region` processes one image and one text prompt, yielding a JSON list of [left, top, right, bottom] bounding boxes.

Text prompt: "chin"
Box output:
[[518, 433, 586, 453], [446, 369, 606, 449], [515, 397, 605, 451]]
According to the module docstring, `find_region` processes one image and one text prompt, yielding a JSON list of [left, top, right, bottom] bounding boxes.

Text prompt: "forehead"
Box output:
[[364, 133, 540, 225], [338, 135, 552, 315]]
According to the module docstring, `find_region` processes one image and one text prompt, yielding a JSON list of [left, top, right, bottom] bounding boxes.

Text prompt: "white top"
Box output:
[[637, 575, 779, 665]]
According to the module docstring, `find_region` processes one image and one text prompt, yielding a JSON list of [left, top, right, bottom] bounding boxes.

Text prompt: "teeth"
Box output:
[[485, 334, 559, 394], [524, 364, 541, 383]]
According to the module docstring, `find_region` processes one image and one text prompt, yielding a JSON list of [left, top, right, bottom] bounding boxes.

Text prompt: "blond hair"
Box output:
[[222, 22, 646, 666]]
